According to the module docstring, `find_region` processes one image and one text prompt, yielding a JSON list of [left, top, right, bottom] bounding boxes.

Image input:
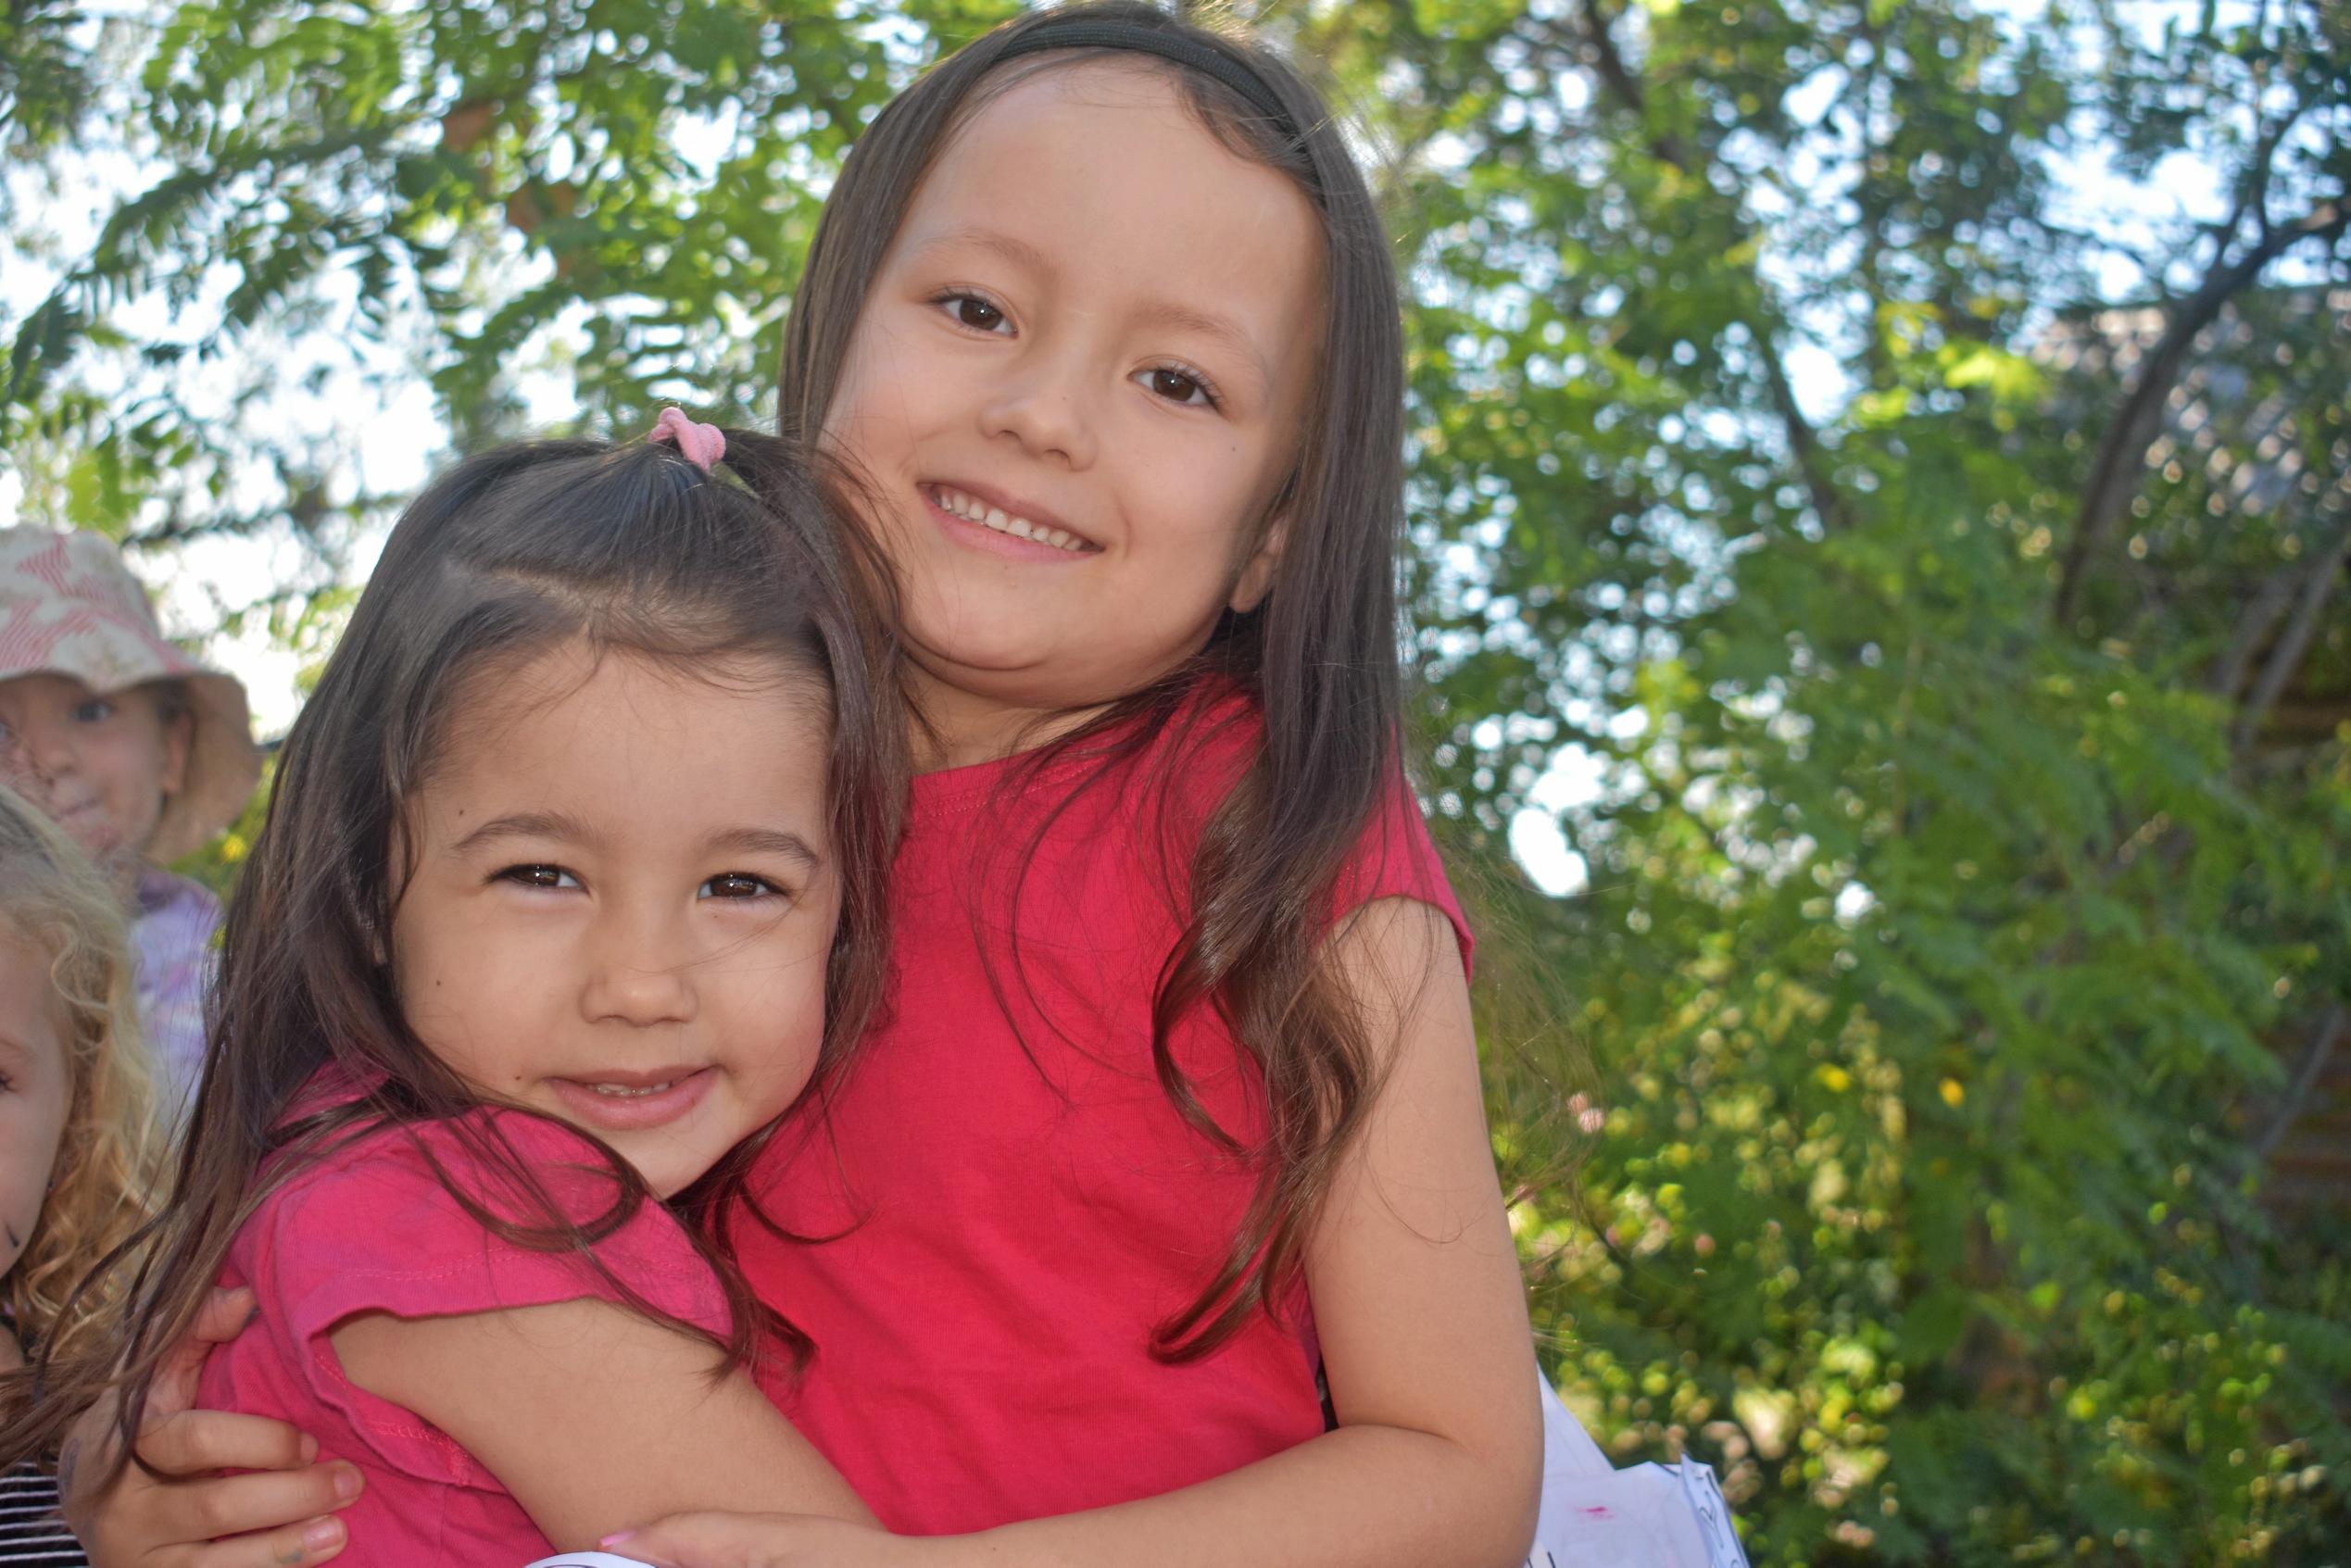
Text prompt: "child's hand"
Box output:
[[62, 1286, 364, 1568], [608, 1513, 952, 1568]]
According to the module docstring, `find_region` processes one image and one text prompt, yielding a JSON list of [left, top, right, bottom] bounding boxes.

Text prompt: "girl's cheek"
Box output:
[[0, 1105, 68, 1274], [82, 723, 163, 797]]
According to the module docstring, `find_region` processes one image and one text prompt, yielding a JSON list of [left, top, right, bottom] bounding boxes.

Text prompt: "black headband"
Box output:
[[993, 20, 1300, 138]]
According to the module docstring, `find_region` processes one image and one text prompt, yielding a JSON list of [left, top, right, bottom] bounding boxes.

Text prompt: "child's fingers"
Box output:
[[67, 1294, 279, 1537], [67, 1457, 357, 1568], [150, 1287, 260, 1416], [135, 1409, 323, 1478], [182, 1512, 348, 1568], [192, 1286, 260, 1345], [57, 1393, 130, 1519], [603, 1512, 796, 1568], [138, 1463, 360, 1553]]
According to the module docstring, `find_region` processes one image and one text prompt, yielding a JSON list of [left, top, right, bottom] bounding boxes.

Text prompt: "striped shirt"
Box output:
[[0, 1461, 84, 1566]]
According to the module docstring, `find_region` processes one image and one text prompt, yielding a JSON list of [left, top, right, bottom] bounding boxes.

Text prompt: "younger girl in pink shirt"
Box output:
[[1, 420, 903, 1562]]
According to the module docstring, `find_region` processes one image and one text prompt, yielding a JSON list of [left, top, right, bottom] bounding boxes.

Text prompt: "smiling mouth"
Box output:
[[923, 484, 1095, 553], [547, 1067, 717, 1131], [586, 1079, 684, 1098]]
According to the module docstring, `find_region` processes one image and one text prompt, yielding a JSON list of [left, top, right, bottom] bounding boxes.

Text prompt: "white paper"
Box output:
[[1525, 1370, 1752, 1568], [1537, 1373, 1615, 1479], [1678, 1458, 1751, 1568]]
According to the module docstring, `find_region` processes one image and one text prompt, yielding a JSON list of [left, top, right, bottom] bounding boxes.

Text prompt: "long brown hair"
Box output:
[[780, 3, 1415, 1359], [0, 430, 904, 1475]]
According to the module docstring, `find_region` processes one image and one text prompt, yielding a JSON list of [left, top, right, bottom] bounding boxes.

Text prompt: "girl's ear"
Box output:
[[157, 705, 194, 798], [1227, 514, 1289, 615]]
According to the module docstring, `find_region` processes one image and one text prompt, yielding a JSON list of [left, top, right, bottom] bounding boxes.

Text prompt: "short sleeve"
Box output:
[[250, 1113, 733, 1489], [1329, 767, 1475, 981]]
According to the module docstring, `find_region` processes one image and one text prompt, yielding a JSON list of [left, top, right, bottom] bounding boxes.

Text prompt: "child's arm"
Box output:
[[58, 1286, 364, 1567], [332, 1297, 872, 1549], [622, 897, 1544, 1568]]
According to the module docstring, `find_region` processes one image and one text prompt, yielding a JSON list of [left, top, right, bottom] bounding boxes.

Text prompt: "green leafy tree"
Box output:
[[5, 0, 2345, 1560], [1326, 0, 2348, 1560]]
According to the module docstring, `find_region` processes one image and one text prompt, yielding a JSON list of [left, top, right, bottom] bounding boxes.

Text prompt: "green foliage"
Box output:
[[1360, 0, 2351, 1560], [6, 0, 2348, 1561], [170, 753, 270, 901]]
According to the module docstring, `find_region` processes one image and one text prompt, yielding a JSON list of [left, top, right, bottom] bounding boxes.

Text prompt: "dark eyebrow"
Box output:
[[448, 810, 602, 857], [1130, 296, 1273, 394], [909, 225, 1057, 279], [705, 826, 823, 872]]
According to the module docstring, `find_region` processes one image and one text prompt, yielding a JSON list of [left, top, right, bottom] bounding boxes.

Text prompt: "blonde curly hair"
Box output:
[[0, 783, 165, 1373]]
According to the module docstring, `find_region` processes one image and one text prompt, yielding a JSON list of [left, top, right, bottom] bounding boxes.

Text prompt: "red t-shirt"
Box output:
[[738, 692, 1471, 1534]]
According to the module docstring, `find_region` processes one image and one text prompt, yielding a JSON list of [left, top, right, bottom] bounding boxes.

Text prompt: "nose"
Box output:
[[978, 344, 1098, 470], [579, 909, 698, 1028]]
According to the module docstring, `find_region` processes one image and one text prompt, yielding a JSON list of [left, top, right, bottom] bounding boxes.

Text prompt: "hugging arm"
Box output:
[[61, 1288, 363, 1568], [621, 897, 1545, 1568], [66, 1279, 871, 1562], [331, 1298, 872, 1550]]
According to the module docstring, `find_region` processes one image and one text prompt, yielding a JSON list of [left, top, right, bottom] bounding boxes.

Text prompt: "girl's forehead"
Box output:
[[0, 671, 97, 702], [919, 60, 1312, 240], [424, 639, 830, 789], [898, 61, 1322, 379]]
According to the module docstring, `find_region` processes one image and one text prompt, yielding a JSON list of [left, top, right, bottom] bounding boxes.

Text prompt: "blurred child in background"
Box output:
[[0, 529, 264, 1111]]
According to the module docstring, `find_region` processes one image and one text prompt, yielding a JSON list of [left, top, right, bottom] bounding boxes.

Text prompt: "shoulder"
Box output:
[[132, 871, 220, 984], [1129, 681, 1473, 969], [133, 868, 221, 926], [1101, 678, 1264, 850], [247, 1108, 725, 1336], [265, 1103, 622, 1224], [1330, 774, 1474, 979]]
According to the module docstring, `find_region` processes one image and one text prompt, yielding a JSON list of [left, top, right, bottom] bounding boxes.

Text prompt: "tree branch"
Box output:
[[2208, 558, 2303, 699], [2257, 1004, 2347, 1164], [2053, 201, 2350, 627], [1546, 1, 1852, 533], [2232, 500, 2351, 755], [1561, 2, 1695, 170], [1757, 340, 1852, 533]]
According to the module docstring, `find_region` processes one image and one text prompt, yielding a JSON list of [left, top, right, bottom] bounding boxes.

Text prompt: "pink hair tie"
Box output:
[[648, 408, 725, 472]]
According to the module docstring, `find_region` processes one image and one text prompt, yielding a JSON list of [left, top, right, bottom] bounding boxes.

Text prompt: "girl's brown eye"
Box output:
[[1149, 369, 1203, 403], [955, 296, 1005, 332], [700, 872, 779, 899]]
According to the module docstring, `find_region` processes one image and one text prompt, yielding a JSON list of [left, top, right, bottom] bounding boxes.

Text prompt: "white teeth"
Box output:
[[591, 1080, 675, 1098], [929, 486, 1086, 552]]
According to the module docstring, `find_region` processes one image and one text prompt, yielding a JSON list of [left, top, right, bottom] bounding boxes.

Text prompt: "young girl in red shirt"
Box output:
[[72, 6, 1545, 1565]]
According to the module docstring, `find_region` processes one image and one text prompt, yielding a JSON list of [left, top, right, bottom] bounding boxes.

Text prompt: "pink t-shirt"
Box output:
[[739, 687, 1472, 1533], [197, 1103, 732, 1564]]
